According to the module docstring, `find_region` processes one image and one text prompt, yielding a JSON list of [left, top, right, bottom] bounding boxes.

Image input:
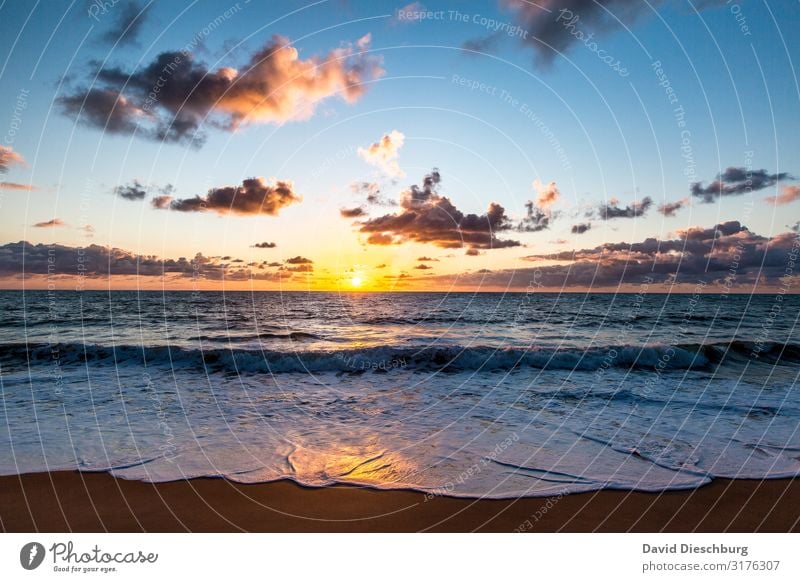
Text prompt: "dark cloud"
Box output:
[[518, 201, 550, 232], [477, 220, 799, 289], [415, 221, 800, 289], [414, 263, 433, 270], [571, 222, 591, 234], [340, 206, 366, 218], [252, 241, 277, 249], [358, 169, 520, 251], [285, 256, 312, 265], [350, 181, 396, 206], [150, 195, 173, 209], [33, 218, 66, 228], [115, 180, 147, 201], [417, 256, 438, 262], [480, 0, 727, 66], [658, 198, 689, 217], [0, 241, 290, 281], [281, 264, 313, 273], [0, 145, 25, 172], [59, 34, 382, 146], [462, 32, 503, 54], [691, 167, 793, 202], [167, 177, 300, 215], [101, 1, 149, 46], [598, 196, 652, 220]]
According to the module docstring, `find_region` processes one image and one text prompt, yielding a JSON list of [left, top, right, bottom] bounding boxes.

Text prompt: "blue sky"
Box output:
[[0, 0, 798, 290]]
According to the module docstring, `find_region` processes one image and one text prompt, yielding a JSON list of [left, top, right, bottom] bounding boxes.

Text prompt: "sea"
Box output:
[[0, 290, 798, 498]]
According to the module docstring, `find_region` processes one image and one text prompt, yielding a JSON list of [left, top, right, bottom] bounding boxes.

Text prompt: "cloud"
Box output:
[[340, 206, 366, 218], [414, 263, 433, 270], [33, 218, 66, 228], [357, 130, 405, 177], [59, 34, 383, 146], [285, 256, 312, 265], [417, 256, 438, 261], [358, 169, 521, 251], [691, 167, 793, 202], [252, 241, 277, 249], [166, 177, 300, 215], [101, 1, 150, 46], [438, 221, 798, 289], [518, 201, 550, 232], [150, 195, 173, 209], [462, 32, 504, 54], [532, 179, 560, 208], [765, 185, 800, 205], [480, 0, 727, 66], [598, 196, 652, 219], [0, 241, 290, 281], [115, 180, 147, 201], [571, 222, 591, 234], [657, 197, 689, 217], [350, 180, 396, 206], [0, 182, 35, 191], [394, 2, 425, 24], [0, 145, 25, 172], [366, 232, 395, 245], [281, 264, 313, 273]]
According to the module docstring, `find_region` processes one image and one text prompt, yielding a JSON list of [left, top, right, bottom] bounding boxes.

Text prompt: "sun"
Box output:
[[350, 275, 363, 288]]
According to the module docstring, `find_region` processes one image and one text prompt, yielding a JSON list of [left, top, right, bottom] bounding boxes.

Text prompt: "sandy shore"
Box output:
[[1, 472, 798, 532]]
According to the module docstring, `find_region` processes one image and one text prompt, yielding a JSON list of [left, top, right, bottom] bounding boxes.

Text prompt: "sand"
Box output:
[[1, 472, 798, 532]]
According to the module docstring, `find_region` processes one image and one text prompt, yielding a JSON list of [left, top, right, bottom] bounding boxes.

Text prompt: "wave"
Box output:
[[2, 340, 796, 374]]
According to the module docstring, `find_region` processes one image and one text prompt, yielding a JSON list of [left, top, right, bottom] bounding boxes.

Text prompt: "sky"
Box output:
[[0, 0, 798, 292]]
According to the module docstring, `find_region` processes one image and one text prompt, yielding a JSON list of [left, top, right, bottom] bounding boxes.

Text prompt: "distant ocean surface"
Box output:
[[1, 290, 798, 498]]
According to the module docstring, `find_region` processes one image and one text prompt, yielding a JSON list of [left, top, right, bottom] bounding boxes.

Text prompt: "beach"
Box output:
[[1, 472, 798, 532]]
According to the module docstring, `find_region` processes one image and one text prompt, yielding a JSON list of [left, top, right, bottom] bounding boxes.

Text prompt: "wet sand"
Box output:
[[1, 472, 798, 532]]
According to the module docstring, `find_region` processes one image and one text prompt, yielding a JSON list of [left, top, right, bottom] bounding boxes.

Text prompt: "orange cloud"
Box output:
[[766, 185, 800, 205], [0, 146, 25, 172], [0, 182, 35, 191], [358, 130, 405, 177]]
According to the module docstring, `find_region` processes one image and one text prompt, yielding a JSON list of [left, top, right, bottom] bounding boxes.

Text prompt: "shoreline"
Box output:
[[1, 472, 798, 532]]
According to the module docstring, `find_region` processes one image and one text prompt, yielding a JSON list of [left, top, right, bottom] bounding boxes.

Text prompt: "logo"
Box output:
[[20, 542, 46, 570]]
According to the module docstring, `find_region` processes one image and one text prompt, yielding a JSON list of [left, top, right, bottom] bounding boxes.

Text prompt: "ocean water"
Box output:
[[0, 290, 798, 498]]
